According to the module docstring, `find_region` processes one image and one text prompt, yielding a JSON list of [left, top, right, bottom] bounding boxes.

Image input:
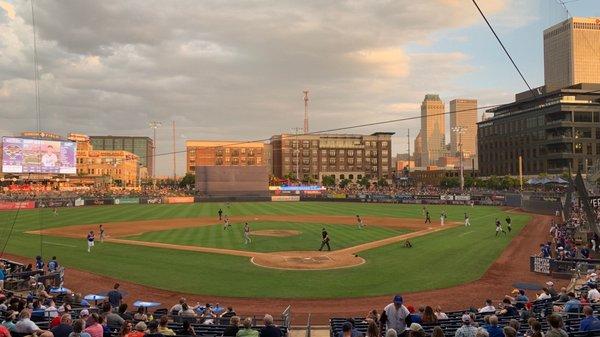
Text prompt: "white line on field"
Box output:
[[459, 231, 474, 237], [44, 242, 76, 248]]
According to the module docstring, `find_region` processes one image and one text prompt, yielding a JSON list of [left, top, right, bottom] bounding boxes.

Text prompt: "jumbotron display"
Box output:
[[1, 137, 77, 174]]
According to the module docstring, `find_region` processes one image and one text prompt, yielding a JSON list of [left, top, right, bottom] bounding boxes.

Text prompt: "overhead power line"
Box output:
[[471, 0, 535, 95]]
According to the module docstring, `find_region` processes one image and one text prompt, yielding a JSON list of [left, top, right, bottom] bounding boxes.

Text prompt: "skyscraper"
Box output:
[[420, 94, 445, 166], [544, 17, 600, 91], [449, 99, 478, 158]]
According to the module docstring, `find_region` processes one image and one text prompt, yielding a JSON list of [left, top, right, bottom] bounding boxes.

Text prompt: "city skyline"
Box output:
[[1, 1, 600, 175]]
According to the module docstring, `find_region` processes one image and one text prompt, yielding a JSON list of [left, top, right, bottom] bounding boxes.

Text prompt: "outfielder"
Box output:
[[495, 218, 506, 237], [243, 222, 251, 244], [464, 213, 471, 226], [356, 215, 365, 229]]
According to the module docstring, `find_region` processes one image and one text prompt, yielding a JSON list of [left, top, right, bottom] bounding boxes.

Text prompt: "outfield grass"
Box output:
[[125, 221, 409, 253], [0, 202, 530, 298]]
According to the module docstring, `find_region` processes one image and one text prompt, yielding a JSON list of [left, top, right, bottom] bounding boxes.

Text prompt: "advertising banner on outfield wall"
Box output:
[[164, 197, 195, 204], [454, 195, 471, 201], [84, 198, 115, 206], [140, 197, 163, 204], [114, 197, 140, 205], [271, 196, 300, 202], [74, 198, 85, 207], [0, 201, 36, 210], [591, 196, 600, 208], [37, 199, 74, 208]]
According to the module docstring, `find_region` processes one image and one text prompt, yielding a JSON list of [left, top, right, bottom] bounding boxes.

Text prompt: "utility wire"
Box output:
[[471, 0, 535, 95]]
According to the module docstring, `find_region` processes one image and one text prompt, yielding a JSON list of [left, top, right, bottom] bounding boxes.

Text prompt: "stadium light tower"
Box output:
[[149, 121, 162, 185], [292, 127, 303, 181], [452, 126, 467, 191]]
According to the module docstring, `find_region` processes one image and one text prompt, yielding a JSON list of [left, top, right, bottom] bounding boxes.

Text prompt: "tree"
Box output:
[[377, 178, 389, 187], [179, 173, 195, 188], [358, 176, 370, 188], [440, 177, 459, 188], [322, 175, 336, 187], [339, 178, 351, 188]]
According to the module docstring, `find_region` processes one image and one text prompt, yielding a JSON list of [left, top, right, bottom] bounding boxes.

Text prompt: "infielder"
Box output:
[[425, 211, 431, 224], [356, 215, 365, 229], [87, 231, 95, 252], [223, 216, 231, 230], [243, 222, 251, 244], [440, 213, 445, 226], [505, 216, 512, 232], [99, 224, 105, 243]]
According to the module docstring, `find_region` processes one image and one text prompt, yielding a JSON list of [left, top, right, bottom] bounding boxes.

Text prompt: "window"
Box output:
[[339, 150, 345, 156], [302, 141, 310, 148], [302, 158, 310, 165], [349, 174, 354, 180], [321, 158, 326, 163], [329, 158, 336, 164], [382, 141, 388, 147], [574, 112, 593, 122], [321, 150, 327, 155], [347, 150, 354, 156], [329, 150, 336, 156], [347, 158, 354, 164], [575, 143, 583, 153]]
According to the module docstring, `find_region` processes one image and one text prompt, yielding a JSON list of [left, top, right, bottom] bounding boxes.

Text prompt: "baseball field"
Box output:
[[0, 202, 530, 299]]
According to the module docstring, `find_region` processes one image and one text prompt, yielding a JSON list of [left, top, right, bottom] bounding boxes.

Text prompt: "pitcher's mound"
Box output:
[[251, 230, 301, 237]]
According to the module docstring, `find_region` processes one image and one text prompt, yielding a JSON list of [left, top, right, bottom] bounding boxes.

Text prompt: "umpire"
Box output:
[[318, 228, 331, 251]]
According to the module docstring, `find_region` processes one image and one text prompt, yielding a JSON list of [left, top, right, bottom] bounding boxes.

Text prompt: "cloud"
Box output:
[[0, 0, 514, 175]]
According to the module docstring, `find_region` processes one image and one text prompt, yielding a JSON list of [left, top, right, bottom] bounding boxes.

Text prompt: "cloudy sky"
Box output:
[[1, 0, 599, 175]]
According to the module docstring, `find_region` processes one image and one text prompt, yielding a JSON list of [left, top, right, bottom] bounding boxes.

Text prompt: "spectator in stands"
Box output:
[[588, 283, 600, 303], [201, 304, 217, 324], [223, 316, 240, 337], [51, 314, 74, 337], [44, 299, 59, 318], [134, 307, 148, 321], [420, 306, 437, 325], [107, 283, 123, 308], [157, 316, 174, 336], [454, 314, 477, 337], [405, 306, 421, 324], [179, 303, 197, 318], [408, 323, 424, 337], [382, 295, 410, 334], [169, 298, 186, 316], [103, 302, 125, 327], [15, 309, 41, 334], [69, 319, 91, 337], [546, 314, 568, 337], [581, 245, 590, 259], [181, 321, 195, 336], [562, 292, 581, 313], [79, 309, 90, 322], [119, 321, 133, 337], [2, 311, 16, 332], [144, 320, 164, 337], [557, 287, 569, 302], [259, 314, 281, 337], [236, 317, 258, 337], [546, 281, 558, 297], [47, 256, 59, 272], [474, 328, 488, 337], [51, 305, 71, 328], [586, 272, 598, 285], [365, 310, 379, 323], [433, 306, 448, 320], [483, 315, 502, 337], [0, 263, 6, 291], [127, 322, 147, 337], [526, 320, 543, 337], [35, 256, 44, 271], [514, 289, 529, 309], [478, 300, 495, 314], [507, 319, 520, 332], [498, 298, 518, 317], [579, 306, 600, 332], [84, 313, 103, 337], [221, 307, 237, 318], [365, 319, 379, 337], [431, 327, 444, 337], [502, 326, 516, 337], [118, 304, 132, 321], [384, 329, 397, 337], [536, 288, 552, 301], [0, 322, 9, 337]]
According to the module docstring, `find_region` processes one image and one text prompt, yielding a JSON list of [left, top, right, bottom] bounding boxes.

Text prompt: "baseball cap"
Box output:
[[58, 306, 65, 313], [80, 309, 89, 317], [546, 281, 554, 286], [461, 314, 471, 323], [592, 273, 597, 277], [409, 323, 422, 332], [135, 322, 147, 331], [393, 295, 403, 304]]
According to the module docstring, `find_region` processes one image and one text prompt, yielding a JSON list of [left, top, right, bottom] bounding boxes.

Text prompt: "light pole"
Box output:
[[149, 121, 162, 187], [452, 126, 467, 191], [292, 127, 303, 182]]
